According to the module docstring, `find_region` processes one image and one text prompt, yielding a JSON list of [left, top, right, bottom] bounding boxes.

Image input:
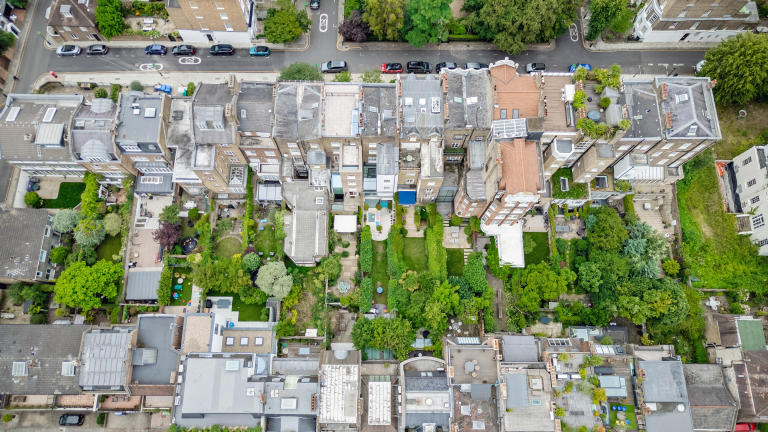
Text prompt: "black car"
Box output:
[[321, 60, 348, 73], [406, 61, 432, 74], [172, 45, 196, 56], [86, 44, 108, 55], [145, 44, 167, 55], [465, 62, 489, 70], [210, 44, 235, 55], [435, 62, 457, 74], [59, 414, 85, 426], [310, 0, 319, 9]]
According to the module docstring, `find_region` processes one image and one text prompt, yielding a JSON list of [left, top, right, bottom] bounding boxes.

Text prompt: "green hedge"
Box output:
[[360, 278, 373, 309], [157, 264, 172, 306], [242, 169, 253, 251], [449, 34, 482, 40], [623, 194, 636, 223], [360, 225, 372, 273], [427, 214, 447, 281]]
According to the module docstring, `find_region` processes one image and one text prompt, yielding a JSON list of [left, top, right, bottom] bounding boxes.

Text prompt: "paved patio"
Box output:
[[444, 226, 470, 248], [333, 233, 357, 298], [365, 208, 393, 241], [523, 215, 548, 232], [128, 229, 164, 268], [209, 296, 239, 323], [101, 395, 141, 410]]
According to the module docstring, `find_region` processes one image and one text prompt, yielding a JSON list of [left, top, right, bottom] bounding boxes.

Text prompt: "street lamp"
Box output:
[[36, 31, 50, 47]]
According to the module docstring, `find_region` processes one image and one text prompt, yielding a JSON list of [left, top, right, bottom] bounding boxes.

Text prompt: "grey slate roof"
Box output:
[[400, 74, 443, 139], [192, 84, 236, 145], [135, 173, 173, 194], [0, 324, 90, 395], [444, 69, 492, 129], [404, 413, 451, 428], [506, 373, 529, 408], [282, 183, 328, 265], [0, 94, 83, 161], [116, 92, 163, 147], [403, 371, 449, 391], [0, 160, 12, 203], [376, 142, 397, 175], [656, 77, 720, 140], [619, 81, 663, 140], [502, 336, 539, 363], [125, 268, 162, 300], [131, 315, 180, 385], [361, 84, 397, 137], [639, 360, 694, 432], [167, 98, 198, 183], [464, 140, 487, 201], [273, 82, 323, 141], [237, 81, 275, 135], [78, 328, 133, 389], [0, 207, 50, 281], [47, 0, 96, 27], [683, 364, 737, 432]]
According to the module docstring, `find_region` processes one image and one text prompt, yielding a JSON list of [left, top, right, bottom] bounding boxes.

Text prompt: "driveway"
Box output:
[[0, 410, 154, 432]]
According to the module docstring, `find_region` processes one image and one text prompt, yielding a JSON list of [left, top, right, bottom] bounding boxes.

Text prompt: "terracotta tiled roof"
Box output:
[[499, 138, 540, 194], [490, 64, 541, 120]]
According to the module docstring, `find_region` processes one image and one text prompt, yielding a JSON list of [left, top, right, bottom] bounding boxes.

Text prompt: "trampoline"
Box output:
[[180, 237, 198, 254]]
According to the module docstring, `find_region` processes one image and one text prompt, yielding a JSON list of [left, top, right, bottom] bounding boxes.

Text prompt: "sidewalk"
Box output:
[[3, 0, 39, 95], [340, 39, 555, 51], [41, 31, 310, 51]]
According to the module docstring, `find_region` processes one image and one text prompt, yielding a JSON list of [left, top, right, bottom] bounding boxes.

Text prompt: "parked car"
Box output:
[[310, 0, 319, 9], [321, 60, 348, 73], [465, 62, 489, 70], [380, 63, 403, 73], [735, 424, 756, 432], [695, 60, 706, 73], [406, 61, 432, 73], [145, 44, 167, 55], [435, 62, 458, 74], [59, 414, 85, 426], [56, 45, 81, 57], [86, 44, 108, 55], [568, 63, 592, 72], [172, 45, 196, 56], [249, 46, 270, 57], [525, 63, 546, 73], [210, 44, 235, 55]]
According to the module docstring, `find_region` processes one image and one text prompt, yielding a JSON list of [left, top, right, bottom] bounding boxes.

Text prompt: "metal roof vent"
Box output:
[[677, 404, 685, 412], [315, 197, 324, 205], [405, 98, 413, 106], [240, 109, 246, 118]]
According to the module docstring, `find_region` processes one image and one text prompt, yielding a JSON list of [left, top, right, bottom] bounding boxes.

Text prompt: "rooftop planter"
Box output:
[[551, 168, 589, 200]]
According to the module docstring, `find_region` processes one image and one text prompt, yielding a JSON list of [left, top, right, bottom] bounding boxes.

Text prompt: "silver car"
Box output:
[[56, 45, 81, 57]]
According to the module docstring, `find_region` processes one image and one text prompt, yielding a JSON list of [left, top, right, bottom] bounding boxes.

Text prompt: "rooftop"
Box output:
[[737, 350, 768, 421], [130, 315, 180, 386], [499, 139, 542, 195], [273, 82, 323, 141], [541, 75, 576, 131], [0, 207, 50, 281], [400, 74, 443, 139], [403, 370, 451, 429], [489, 59, 541, 120], [167, 98, 198, 183], [503, 369, 554, 432], [420, 140, 443, 179], [453, 385, 499, 432], [361, 84, 397, 137], [683, 363, 738, 432], [78, 328, 133, 390], [47, 0, 96, 27], [125, 268, 162, 301], [0, 325, 90, 395], [116, 92, 164, 147], [323, 83, 360, 137], [71, 99, 118, 160], [181, 315, 212, 354], [656, 77, 720, 140], [736, 318, 766, 351], [318, 363, 359, 424], [237, 81, 275, 135], [0, 94, 83, 161], [282, 183, 328, 265], [444, 69, 492, 130], [639, 360, 694, 432], [192, 84, 236, 145], [221, 329, 274, 354], [447, 343, 499, 385], [620, 81, 663, 139], [501, 336, 539, 363]]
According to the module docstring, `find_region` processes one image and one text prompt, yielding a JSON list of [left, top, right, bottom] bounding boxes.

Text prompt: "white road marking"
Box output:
[[569, 24, 579, 42], [140, 63, 163, 71], [320, 14, 328, 32], [179, 56, 202, 65]]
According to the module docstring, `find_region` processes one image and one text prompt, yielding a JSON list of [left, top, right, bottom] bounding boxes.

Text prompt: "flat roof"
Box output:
[[318, 364, 359, 424], [737, 318, 766, 351], [323, 83, 360, 137], [78, 328, 133, 389], [125, 268, 162, 300], [116, 92, 163, 145], [131, 315, 179, 385]]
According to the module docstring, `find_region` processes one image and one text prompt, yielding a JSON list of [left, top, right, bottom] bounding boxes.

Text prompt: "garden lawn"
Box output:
[[255, 225, 281, 256], [446, 249, 465, 277], [169, 272, 194, 306], [402, 237, 428, 272], [524, 232, 549, 266], [96, 235, 122, 262], [609, 404, 636, 429], [214, 237, 242, 259], [713, 101, 768, 160], [371, 241, 388, 304], [181, 217, 198, 239], [207, 289, 267, 321], [42, 182, 86, 209]]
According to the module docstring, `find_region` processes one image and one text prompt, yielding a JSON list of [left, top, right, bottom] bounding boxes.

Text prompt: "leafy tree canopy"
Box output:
[[363, 0, 404, 41], [55, 261, 123, 311], [159, 203, 181, 226], [103, 213, 122, 237], [95, 0, 126, 40], [351, 316, 416, 360], [405, 0, 452, 48], [339, 10, 371, 43], [53, 209, 82, 233], [701, 33, 768, 104], [74, 218, 106, 248], [255, 261, 293, 300], [588, 206, 628, 251], [265, 9, 303, 44], [279, 62, 323, 81]]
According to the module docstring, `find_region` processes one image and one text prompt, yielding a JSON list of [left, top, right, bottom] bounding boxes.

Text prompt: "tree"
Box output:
[[24, 191, 43, 208], [609, 7, 635, 33], [130, 81, 143, 91], [153, 223, 182, 251], [363, 0, 404, 41], [524, 235, 537, 254], [159, 203, 181, 226], [585, 0, 626, 40], [255, 261, 293, 300], [103, 213, 122, 236], [578, 262, 602, 294], [558, 353, 571, 363], [217, 218, 232, 233], [592, 387, 607, 404], [351, 317, 416, 360], [296, 9, 312, 32], [588, 206, 628, 251], [30, 314, 46, 324], [405, 0, 452, 48], [599, 336, 613, 345], [663, 259, 681, 276], [50, 246, 70, 264], [188, 207, 199, 220], [339, 10, 371, 43], [95, 0, 126, 40], [265, 9, 303, 44], [74, 218, 106, 248], [321, 255, 342, 281], [0, 30, 13, 56], [93, 88, 109, 99], [53, 209, 82, 233], [242, 253, 261, 272], [279, 62, 323, 81], [55, 260, 123, 311], [360, 225, 373, 273], [518, 289, 541, 313], [463, 252, 488, 293], [8, 283, 25, 305], [521, 262, 576, 301], [361, 69, 383, 83], [702, 33, 768, 103], [333, 71, 352, 82]]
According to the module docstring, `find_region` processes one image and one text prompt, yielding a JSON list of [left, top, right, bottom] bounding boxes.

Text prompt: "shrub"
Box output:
[[663, 259, 680, 276], [360, 278, 374, 309], [618, 118, 631, 130], [187, 82, 196, 97], [130, 81, 143, 91], [2, 414, 12, 423], [96, 412, 106, 427], [110, 306, 121, 324], [30, 313, 46, 324], [24, 191, 43, 208], [555, 407, 565, 417], [93, 88, 108, 98], [450, 214, 462, 226], [600, 335, 613, 345], [729, 302, 745, 314], [364, 203, 369, 210], [342, 251, 350, 258], [110, 84, 121, 103], [50, 246, 70, 264], [360, 225, 373, 273], [600, 97, 611, 109], [376, 203, 382, 211], [377, 225, 382, 232], [555, 238, 567, 254], [188, 207, 199, 220], [623, 194, 636, 224]]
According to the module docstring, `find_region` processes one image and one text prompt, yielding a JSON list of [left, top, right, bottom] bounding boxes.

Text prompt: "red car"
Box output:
[[735, 424, 756, 432], [381, 63, 403, 74]]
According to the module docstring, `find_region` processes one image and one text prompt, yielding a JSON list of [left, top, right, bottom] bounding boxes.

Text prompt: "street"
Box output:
[[13, 0, 706, 95]]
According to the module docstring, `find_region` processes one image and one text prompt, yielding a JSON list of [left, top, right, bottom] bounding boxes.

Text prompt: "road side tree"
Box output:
[[95, 0, 125, 40], [339, 10, 371, 43], [363, 0, 404, 41], [701, 33, 768, 104], [0, 30, 15, 56], [265, 9, 302, 44], [279, 62, 323, 81], [405, 0, 452, 48], [585, 0, 626, 40]]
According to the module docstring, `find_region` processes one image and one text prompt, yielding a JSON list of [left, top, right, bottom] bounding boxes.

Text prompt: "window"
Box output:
[[121, 144, 141, 152], [428, 181, 435, 186], [310, 143, 318, 149], [738, 25, 746, 31], [347, 175, 356, 180], [658, 159, 669, 165], [618, 145, 630, 151], [333, 149, 340, 154], [189, 1, 198, 7], [453, 134, 463, 140], [290, 150, 300, 156], [652, 152, 662, 158], [240, 337, 249, 346], [383, 179, 391, 184], [649, 14, 658, 24], [79, 26, 89, 32], [752, 196, 761, 205], [702, 10, 711, 16], [195, 12, 203, 19], [475, 136, 483, 141], [425, 188, 433, 193], [743, 157, 753, 166], [44, 226, 51, 237], [39, 250, 47, 262], [405, 178, 415, 185], [369, 150, 377, 155], [132, 156, 149, 162], [748, 179, 757, 187], [690, 21, 701, 29], [408, 172, 416, 176], [224, 23, 233, 31], [208, 178, 216, 181], [680, 143, 692, 149], [753, 214, 765, 229], [678, 10, 687, 17], [216, 1, 224, 8], [452, 142, 460, 148], [662, 143, 673, 150], [70, 34, 78, 39], [86, 34, 94, 40], [213, 183, 221, 187], [255, 337, 264, 345], [267, 158, 279, 164], [447, 156, 461, 161], [288, 142, 298, 148], [225, 151, 235, 156], [63, 26, 71, 31], [669, 152, 679, 157], [225, 337, 235, 346], [265, 150, 276, 157], [759, 239, 768, 246]]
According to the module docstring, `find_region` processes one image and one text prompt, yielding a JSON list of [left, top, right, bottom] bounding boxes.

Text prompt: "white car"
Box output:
[[56, 45, 81, 57], [695, 60, 706, 73]]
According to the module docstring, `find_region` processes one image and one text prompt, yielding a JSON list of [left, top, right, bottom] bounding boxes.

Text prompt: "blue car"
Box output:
[[569, 63, 592, 72], [145, 44, 167, 55], [249, 46, 270, 57]]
